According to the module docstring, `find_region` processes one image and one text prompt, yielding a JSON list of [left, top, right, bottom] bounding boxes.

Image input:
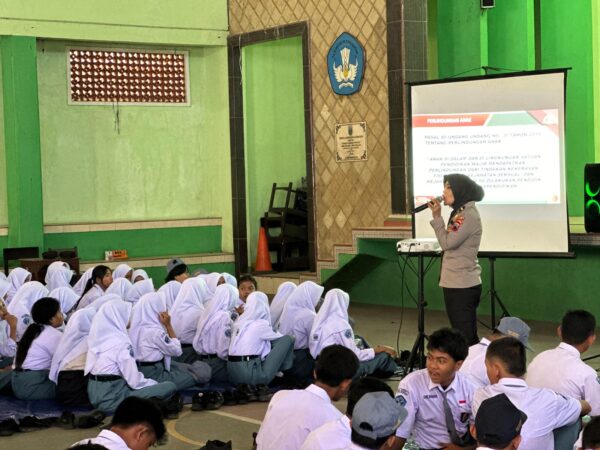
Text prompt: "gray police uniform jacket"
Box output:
[[430, 201, 482, 289]]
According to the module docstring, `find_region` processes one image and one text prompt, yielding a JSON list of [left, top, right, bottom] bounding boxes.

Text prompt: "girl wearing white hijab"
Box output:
[[73, 267, 93, 296], [129, 293, 210, 389], [192, 284, 239, 382], [131, 269, 149, 283], [50, 308, 95, 406], [112, 264, 133, 282], [309, 289, 398, 379], [278, 281, 324, 381], [50, 287, 79, 319], [6, 268, 32, 305], [0, 280, 16, 391], [87, 293, 123, 312], [85, 300, 177, 413], [170, 277, 211, 363], [124, 279, 154, 303], [269, 281, 297, 329], [227, 292, 294, 386], [200, 272, 225, 295], [7, 281, 50, 341], [76, 265, 113, 310], [157, 280, 181, 311], [105, 277, 133, 299], [221, 272, 237, 288], [44, 261, 73, 292]]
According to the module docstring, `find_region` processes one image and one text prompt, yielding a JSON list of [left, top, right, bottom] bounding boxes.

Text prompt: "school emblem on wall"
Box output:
[[327, 32, 365, 96]]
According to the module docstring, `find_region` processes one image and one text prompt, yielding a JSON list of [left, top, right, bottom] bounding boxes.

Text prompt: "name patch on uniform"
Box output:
[[423, 394, 438, 399], [344, 329, 353, 339], [397, 395, 407, 407]]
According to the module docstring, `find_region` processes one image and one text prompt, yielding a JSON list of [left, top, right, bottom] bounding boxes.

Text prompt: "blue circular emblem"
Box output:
[[22, 315, 31, 325], [327, 32, 365, 96], [344, 329, 353, 339], [397, 395, 407, 407]]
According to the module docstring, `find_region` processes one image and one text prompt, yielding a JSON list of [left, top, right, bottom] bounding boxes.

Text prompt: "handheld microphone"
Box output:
[[412, 196, 443, 214]]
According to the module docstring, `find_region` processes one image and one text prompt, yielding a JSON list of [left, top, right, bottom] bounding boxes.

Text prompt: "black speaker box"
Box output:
[[584, 163, 600, 232], [481, 0, 495, 8]]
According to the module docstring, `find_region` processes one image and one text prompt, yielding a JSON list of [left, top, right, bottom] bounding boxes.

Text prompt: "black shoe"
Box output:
[[222, 390, 237, 406], [236, 384, 257, 402], [18, 416, 50, 432], [202, 391, 224, 410], [163, 393, 183, 419], [198, 440, 232, 450], [191, 392, 205, 411], [57, 411, 75, 430], [233, 388, 249, 405], [0, 419, 19, 436], [73, 410, 106, 429], [255, 384, 272, 402]]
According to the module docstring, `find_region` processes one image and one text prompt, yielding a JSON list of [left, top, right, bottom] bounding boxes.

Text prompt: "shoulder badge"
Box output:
[[22, 315, 31, 326], [127, 345, 134, 358], [396, 395, 407, 407], [163, 334, 171, 344], [312, 333, 319, 341], [225, 328, 232, 338], [344, 329, 353, 339]]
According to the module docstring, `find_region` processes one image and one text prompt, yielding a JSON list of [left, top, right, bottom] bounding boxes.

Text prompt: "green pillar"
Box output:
[[0, 36, 44, 250]]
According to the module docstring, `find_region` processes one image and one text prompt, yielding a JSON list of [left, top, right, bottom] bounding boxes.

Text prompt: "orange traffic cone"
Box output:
[[255, 227, 273, 272]]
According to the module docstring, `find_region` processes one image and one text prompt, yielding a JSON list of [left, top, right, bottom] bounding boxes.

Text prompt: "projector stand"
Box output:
[[486, 256, 511, 328]]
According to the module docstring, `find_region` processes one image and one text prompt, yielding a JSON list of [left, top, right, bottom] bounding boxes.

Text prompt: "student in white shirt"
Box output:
[[192, 283, 239, 382], [234, 274, 257, 314], [278, 281, 324, 382], [5, 267, 31, 305], [309, 289, 398, 379], [157, 280, 181, 311], [71, 396, 166, 450], [227, 292, 295, 387], [44, 261, 73, 292], [0, 291, 17, 393], [164, 258, 189, 283], [473, 337, 591, 450], [526, 309, 600, 449], [471, 393, 527, 450], [460, 316, 532, 389], [85, 300, 178, 413], [129, 292, 210, 389], [11, 297, 63, 399], [112, 264, 133, 282], [269, 281, 296, 329], [390, 327, 476, 450], [75, 265, 113, 311], [256, 344, 359, 450], [301, 377, 394, 450], [7, 281, 50, 341]]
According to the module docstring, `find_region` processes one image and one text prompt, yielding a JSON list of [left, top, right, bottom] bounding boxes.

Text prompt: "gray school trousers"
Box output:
[[227, 335, 294, 385], [354, 352, 398, 379], [138, 360, 211, 390], [12, 369, 56, 400]]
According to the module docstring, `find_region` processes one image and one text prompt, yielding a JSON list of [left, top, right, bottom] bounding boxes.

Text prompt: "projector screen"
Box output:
[[410, 70, 569, 255]]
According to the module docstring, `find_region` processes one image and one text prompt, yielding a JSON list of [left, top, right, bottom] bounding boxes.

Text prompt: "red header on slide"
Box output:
[[413, 114, 490, 127]]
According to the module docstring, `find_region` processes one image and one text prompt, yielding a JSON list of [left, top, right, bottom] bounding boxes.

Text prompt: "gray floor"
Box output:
[[3, 303, 599, 449]]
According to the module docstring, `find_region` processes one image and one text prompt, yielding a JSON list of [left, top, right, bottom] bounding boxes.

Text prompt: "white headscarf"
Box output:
[[106, 278, 133, 299], [170, 277, 211, 343], [73, 267, 94, 296], [309, 289, 350, 358], [0, 279, 11, 302], [0, 272, 6, 281], [0, 279, 12, 354], [129, 292, 171, 369], [6, 268, 32, 304], [269, 282, 297, 328], [157, 281, 181, 311], [125, 279, 154, 303], [44, 261, 73, 292], [194, 284, 239, 342], [7, 281, 50, 340], [221, 273, 238, 288], [230, 292, 271, 350], [87, 294, 123, 312], [200, 272, 224, 295], [49, 308, 95, 382], [278, 281, 323, 335], [131, 269, 149, 283], [85, 300, 132, 375], [50, 287, 79, 316], [112, 264, 133, 280]]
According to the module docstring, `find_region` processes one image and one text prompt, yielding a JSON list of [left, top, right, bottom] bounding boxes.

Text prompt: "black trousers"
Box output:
[[442, 285, 482, 346], [56, 370, 92, 408]]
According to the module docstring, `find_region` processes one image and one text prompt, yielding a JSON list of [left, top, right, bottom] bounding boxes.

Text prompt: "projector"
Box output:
[[397, 238, 441, 253]]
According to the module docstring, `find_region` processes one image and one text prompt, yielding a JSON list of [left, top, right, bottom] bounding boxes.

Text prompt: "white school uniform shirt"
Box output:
[[526, 342, 600, 416], [7, 281, 50, 341], [125, 279, 154, 303], [49, 287, 79, 317], [77, 284, 106, 310], [170, 277, 211, 343], [472, 377, 582, 450], [0, 322, 16, 358], [129, 293, 181, 369], [300, 415, 352, 450], [278, 281, 323, 350], [6, 268, 31, 304], [21, 325, 62, 370], [45, 261, 73, 292], [157, 280, 181, 311], [71, 429, 132, 450], [85, 300, 156, 389], [459, 337, 491, 388], [192, 284, 238, 358], [229, 292, 282, 358], [395, 369, 476, 449], [309, 289, 374, 361], [256, 383, 342, 450], [50, 308, 95, 382], [269, 281, 296, 329]]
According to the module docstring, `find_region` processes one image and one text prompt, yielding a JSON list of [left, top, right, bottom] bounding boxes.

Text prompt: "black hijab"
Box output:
[[443, 173, 485, 216]]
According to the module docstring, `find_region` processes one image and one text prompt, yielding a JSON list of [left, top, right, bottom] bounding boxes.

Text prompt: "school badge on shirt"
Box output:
[[327, 33, 365, 96], [22, 315, 31, 326], [127, 345, 135, 357]]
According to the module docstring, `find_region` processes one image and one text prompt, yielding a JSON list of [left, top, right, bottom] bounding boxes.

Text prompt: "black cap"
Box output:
[[475, 394, 527, 446]]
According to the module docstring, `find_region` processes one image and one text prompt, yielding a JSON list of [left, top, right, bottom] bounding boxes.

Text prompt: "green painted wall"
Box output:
[[594, 0, 600, 161], [242, 37, 307, 264], [37, 40, 233, 253], [0, 50, 8, 226]]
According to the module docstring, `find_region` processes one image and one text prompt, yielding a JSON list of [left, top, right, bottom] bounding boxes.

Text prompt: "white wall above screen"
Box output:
[[410, 70, 569, 254]]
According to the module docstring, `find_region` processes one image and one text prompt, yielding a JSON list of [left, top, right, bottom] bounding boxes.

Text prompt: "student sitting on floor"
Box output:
[[200, 272, 226, 296], [301, 377, 395, 450], [278, 281, 324, 382], [7, 281, 50, 341], [49, 287, 79, 323], [85, 299, 178, 413], [129, 292, 210, 390], [73, 267, 94, 296], [227, 292, 294, 388], [72, 396, 166, 450], [0, 292, 17, 394], [309, 289, 398, 379], [234, 274, 257, 314], [256, 344, 359, 450], [471, 393, 527, 450], [269, 281, 296, 330], [76, 266, 113, 311], [170, 277, 211, 363], [124, 279, 154, 304], [44, 261, 73, 292], [165, 258, 189, 283], [5, 267, 31, 305], [157, 280, 181, 311], [50, 307, 95, 407], [105, 278, 133, 300], [12, 297, 63, 400], [112, 264, 133, 282], [192, 283, 239, 383]]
